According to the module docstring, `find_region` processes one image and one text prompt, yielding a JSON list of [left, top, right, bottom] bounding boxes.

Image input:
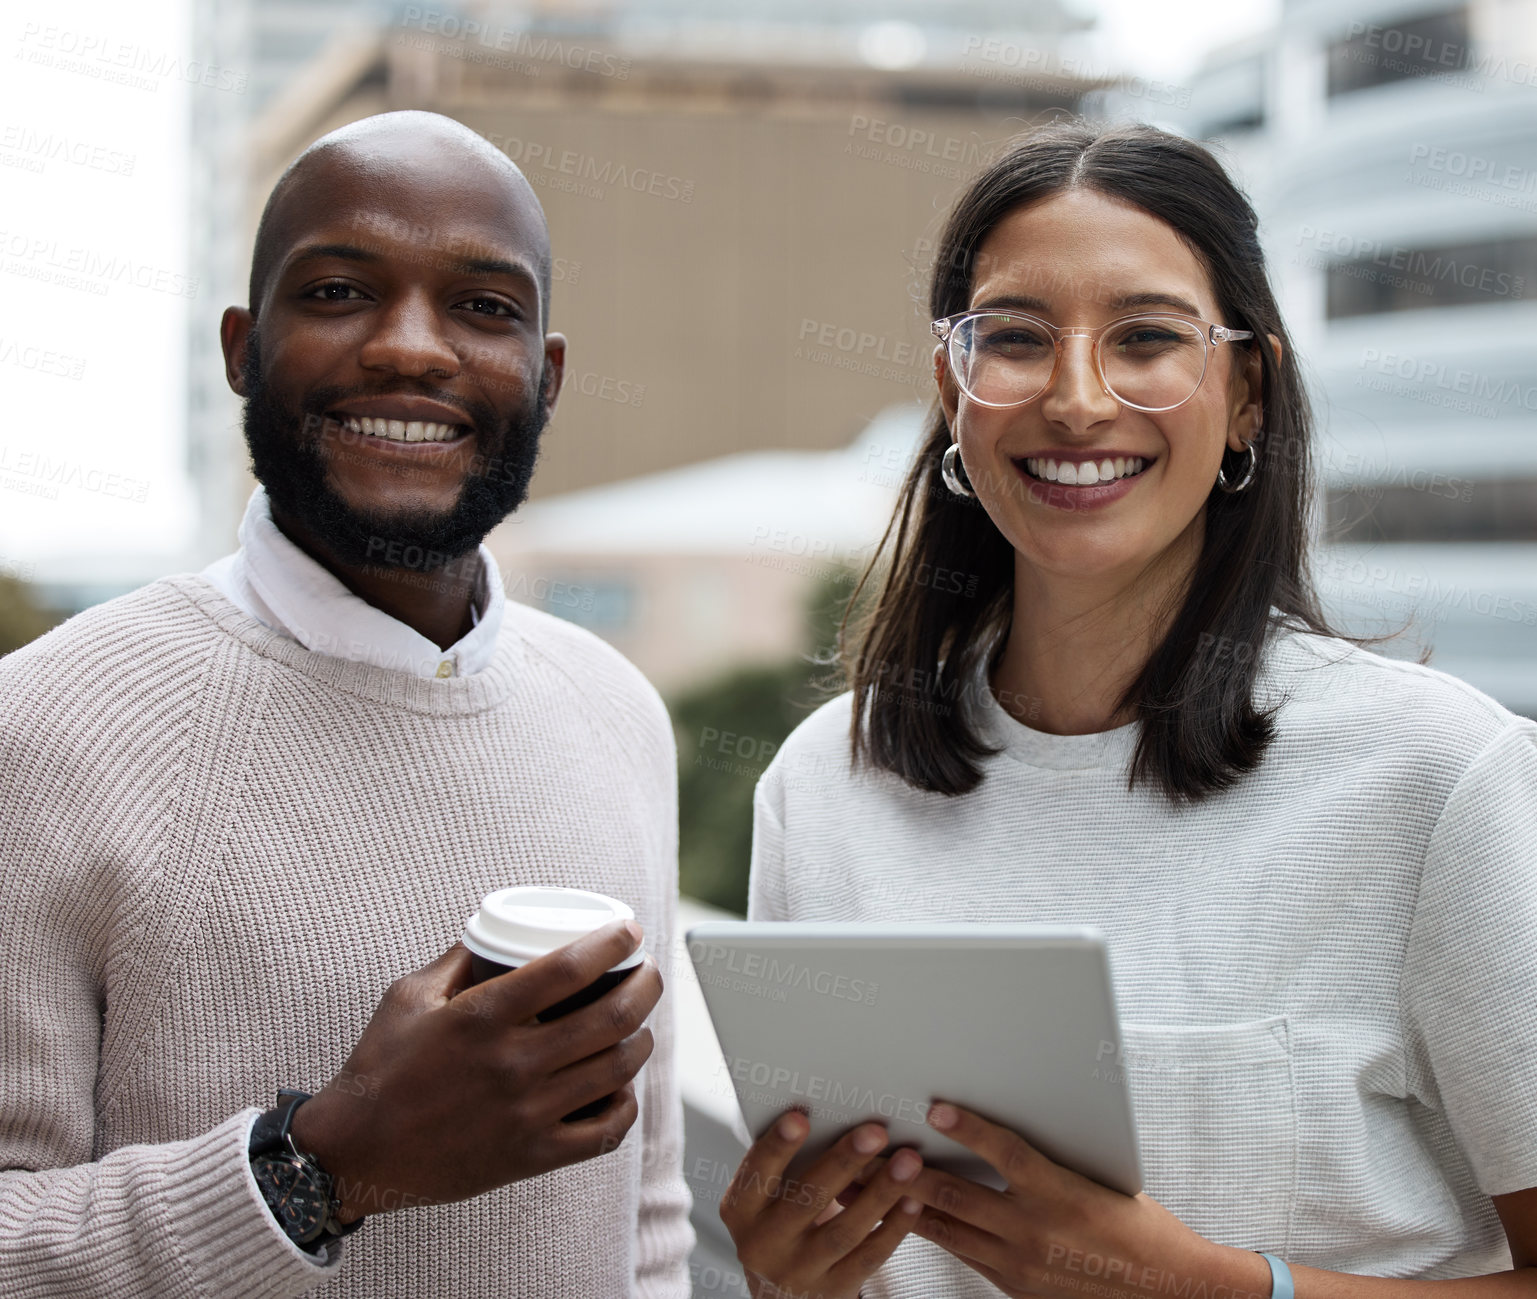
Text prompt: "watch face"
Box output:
[[253, 1155, 329, 1243]]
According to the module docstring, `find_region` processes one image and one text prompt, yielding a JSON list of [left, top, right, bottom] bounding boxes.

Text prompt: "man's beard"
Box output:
[[239, 326, 548, 571]]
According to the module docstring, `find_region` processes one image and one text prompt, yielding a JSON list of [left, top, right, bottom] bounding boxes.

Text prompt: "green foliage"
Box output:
[[669, 571, 858, 914], [0, 576, 60, 657]]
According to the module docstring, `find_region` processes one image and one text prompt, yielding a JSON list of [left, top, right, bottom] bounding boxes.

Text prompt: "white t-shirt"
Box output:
[[748, 624, 1537, 1294]]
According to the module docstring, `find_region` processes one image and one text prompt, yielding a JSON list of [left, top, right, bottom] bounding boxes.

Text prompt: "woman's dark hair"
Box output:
[[843, 119, 1340, 803]]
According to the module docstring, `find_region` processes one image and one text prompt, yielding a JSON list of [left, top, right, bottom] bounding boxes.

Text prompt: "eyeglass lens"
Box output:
[[949, 314, 1210, 411]]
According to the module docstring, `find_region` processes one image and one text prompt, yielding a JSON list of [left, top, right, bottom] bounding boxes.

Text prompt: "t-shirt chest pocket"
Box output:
[[1118, 1014, 1297, 1254]]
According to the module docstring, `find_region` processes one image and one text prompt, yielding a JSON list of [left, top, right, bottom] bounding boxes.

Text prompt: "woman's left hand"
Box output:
[[904, 1102, 1256, 1299]]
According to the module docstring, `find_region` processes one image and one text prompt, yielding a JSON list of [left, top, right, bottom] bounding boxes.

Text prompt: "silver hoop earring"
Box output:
[[941, 442, 975, 498], [1216, 442, 1258, 494]]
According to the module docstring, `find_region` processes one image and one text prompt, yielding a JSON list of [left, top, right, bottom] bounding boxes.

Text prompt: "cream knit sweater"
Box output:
[[0, 575, 695, 1298]]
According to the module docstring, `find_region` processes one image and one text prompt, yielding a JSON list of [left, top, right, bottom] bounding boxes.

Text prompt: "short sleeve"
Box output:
[[747, 769, 789, 922], [1401, 718, 1537, 1196]]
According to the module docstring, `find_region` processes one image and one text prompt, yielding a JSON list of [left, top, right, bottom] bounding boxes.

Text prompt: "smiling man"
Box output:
[[0, 111, 693, 1297]]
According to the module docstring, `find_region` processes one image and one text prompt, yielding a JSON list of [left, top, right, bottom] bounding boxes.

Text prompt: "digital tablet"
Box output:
[[685, 922, 1142, 1195]]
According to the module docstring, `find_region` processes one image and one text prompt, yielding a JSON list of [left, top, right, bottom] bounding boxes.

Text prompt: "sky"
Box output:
[[1078, 0, 1281, 81], [0, 0, 197, 579], [0, 0, 1278, 580]]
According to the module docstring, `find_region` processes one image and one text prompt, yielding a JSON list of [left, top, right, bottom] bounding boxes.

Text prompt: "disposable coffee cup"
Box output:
[[462, 886, 644, 1120]]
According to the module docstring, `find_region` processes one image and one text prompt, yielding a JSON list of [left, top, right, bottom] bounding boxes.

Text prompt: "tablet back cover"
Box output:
[[686, 922, 1142, 1195]]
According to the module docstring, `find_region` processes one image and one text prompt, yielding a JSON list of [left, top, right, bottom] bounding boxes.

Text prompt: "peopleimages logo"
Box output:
[[1408, 143, 1537, 193], [1357, 347, 1537, 415], [0, 126, 135, 176], [1342, 18, 1537, 88], [843, 115, 988, 180], [0, 444, 150, 503], [723, 1057, 925, 1123], [1318, 555, 1537, 626], [0, 231, 198, 298], [0, 336, 86, 380], [398, 6, 631, 79], [690, 941, 880, 1006], [1294, 226, 1524, 299], [958, 36, 1193, 108], [17, 23, 248, 92], [475, 130, 694, 203]]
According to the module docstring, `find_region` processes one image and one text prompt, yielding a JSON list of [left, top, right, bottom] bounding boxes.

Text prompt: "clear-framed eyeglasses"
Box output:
[[930, 310, 1255, 413]]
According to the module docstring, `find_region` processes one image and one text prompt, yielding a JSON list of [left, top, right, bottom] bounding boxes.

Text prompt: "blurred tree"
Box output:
[[670, 570, 860, 914], [0, 576, 60, 657]]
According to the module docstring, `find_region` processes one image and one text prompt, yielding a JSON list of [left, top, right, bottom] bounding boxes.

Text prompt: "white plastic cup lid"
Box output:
[[462, 886, 642, 972]]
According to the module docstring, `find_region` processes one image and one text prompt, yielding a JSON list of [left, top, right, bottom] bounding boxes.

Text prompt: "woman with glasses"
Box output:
[[720, 121, 1537, 1299]]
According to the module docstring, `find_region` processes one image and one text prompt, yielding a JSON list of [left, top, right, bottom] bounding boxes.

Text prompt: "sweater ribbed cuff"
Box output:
[[163, 1109, 345, 1298]]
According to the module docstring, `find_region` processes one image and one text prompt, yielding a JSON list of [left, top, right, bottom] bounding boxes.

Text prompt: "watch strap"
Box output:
[[249, 1090, 308, 1158], [250, 1089, 362, 1250]]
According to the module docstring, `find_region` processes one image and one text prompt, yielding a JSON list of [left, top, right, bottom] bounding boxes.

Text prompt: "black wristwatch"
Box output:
[[249, 1089, 363, 1253]]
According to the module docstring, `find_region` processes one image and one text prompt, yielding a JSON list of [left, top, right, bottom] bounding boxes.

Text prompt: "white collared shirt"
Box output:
[[200, 487, 504, 679]]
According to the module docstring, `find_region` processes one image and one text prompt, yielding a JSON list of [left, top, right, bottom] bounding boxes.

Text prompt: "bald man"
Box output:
[[0, 112, 694, 1297]]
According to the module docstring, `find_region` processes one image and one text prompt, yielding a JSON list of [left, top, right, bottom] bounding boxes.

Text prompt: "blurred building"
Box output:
[[186, 0, 1103, 563], [493, 401, 921, 693], [1108, 0, 1537, 715]]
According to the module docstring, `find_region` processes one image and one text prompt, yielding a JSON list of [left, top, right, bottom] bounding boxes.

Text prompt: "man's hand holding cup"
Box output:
[[289, 887, 659, 1223]]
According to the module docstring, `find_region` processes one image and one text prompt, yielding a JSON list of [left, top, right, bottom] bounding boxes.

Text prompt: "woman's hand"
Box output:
[[721, 1110, 926, 1299], [904, 1102, 1267, 1299]]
